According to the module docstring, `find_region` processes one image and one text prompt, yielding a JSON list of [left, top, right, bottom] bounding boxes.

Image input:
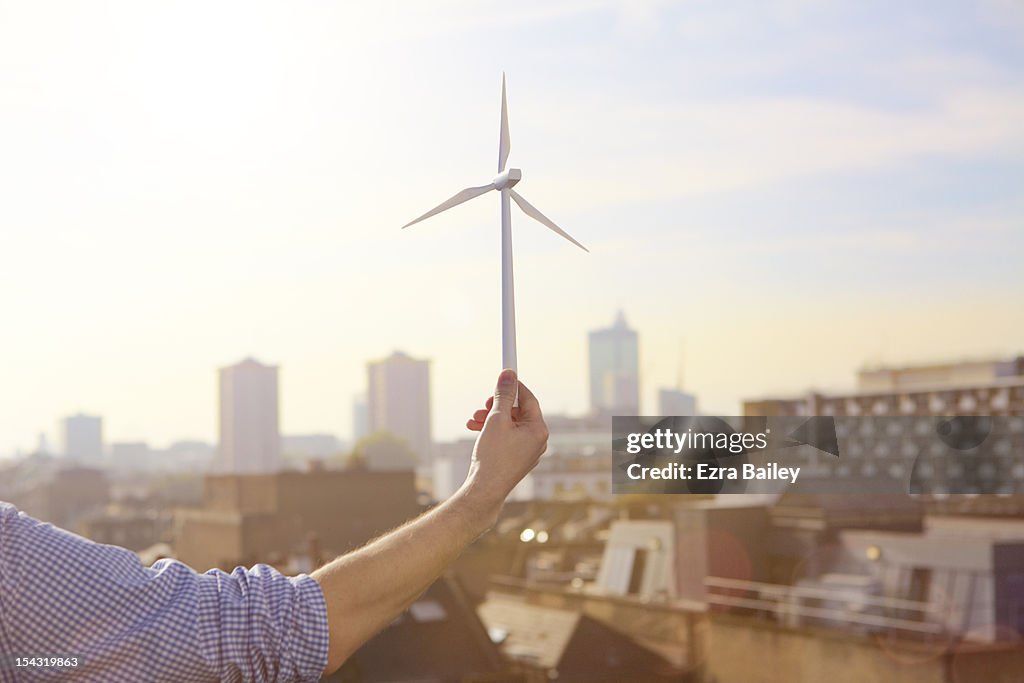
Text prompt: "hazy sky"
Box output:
[[2, 1, 1023, 455]]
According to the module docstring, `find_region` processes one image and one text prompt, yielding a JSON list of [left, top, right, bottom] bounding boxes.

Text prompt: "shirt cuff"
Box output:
[[290, 573, 330, 682]]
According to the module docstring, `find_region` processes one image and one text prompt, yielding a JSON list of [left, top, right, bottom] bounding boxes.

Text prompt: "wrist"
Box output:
[[451, 477, 506, 535]]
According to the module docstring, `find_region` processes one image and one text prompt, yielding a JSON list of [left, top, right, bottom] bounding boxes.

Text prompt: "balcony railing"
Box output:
[[704, 576, 943, 636]]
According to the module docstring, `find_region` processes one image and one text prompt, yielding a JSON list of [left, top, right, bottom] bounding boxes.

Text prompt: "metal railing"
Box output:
[[704, 576, 943, 636]]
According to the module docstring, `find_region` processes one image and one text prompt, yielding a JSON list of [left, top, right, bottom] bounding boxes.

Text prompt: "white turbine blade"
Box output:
[[401, 184, 494, 229], [509, 190, 589, 252], [498, 73, 510, 173]]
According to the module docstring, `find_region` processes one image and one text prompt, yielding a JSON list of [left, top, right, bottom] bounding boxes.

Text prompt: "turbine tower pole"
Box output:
[[500, 187, 517, 373]]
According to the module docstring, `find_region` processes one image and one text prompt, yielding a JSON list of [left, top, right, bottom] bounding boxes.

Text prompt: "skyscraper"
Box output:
[[61, 413, 103, 462], [588, 311, 640, 415], [217, 357, 281, 474], [367, 351, 432, 462]]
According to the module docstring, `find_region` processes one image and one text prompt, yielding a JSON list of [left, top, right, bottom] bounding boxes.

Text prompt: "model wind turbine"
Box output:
[[401, 74, 587, 374]]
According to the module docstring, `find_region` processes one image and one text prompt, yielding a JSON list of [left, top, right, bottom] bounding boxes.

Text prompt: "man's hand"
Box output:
[[462, 369, 549, 523]]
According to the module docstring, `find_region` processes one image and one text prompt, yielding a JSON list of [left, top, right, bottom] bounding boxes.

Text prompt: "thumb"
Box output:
[[491, 369, 518, 416]]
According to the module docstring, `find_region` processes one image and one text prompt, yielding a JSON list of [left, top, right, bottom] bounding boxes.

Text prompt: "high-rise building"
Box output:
[[367, 351, 432, 462], [216, 357, 281, 474], [658, 388, 697, 416], [588, 311, 639, 415], [61, 413, 103, 462]]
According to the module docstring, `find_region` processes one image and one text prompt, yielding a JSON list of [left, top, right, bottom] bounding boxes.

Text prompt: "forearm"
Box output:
[[312, 483, 499, 675]]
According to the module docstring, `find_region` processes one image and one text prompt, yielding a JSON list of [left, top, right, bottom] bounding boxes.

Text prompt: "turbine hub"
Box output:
[[493, 167, 522, 190]]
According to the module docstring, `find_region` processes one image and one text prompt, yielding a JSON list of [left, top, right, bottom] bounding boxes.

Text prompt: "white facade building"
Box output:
[[217, 357, 281, 473], [367, 351, 432, 462]]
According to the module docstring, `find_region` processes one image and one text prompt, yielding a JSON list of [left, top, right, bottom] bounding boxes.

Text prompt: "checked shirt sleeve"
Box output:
[[0, 502, 329, 682]]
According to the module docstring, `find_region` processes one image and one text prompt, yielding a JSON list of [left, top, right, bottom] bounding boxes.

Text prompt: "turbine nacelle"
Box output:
[[493, 168, 522, 190]]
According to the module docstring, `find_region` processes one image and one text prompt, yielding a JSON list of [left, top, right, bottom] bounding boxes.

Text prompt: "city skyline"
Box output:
[[3, 321, 662, 458], [2, 1, 1023, 455], [15, 344, 1024, 464]]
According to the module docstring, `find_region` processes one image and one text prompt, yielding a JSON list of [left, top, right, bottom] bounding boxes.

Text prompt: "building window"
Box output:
[[908, 567, 932, 604], [627, 549, 649, 595], [992, 390, 1010, 411], [958, 394, 977, 412]]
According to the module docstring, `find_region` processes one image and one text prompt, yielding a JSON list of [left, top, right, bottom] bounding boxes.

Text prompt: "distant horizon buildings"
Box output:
[[352, 393, 368, 442], [216, 357, 281, 474], [111, 439, 215, 474], [588, 310, 640, 416], [367, 351, 432, 462], [109, 441, 149, 469], [281, 433, 342, 460], [61, 413, 103, 463], [658, 388, 697, 417]]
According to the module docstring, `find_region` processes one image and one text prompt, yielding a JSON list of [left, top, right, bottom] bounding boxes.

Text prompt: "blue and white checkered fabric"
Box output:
[[0, 502, 328, 682]]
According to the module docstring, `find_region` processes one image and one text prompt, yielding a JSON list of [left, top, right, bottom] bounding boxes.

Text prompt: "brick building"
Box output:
[[175, 467, 420, 570]]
